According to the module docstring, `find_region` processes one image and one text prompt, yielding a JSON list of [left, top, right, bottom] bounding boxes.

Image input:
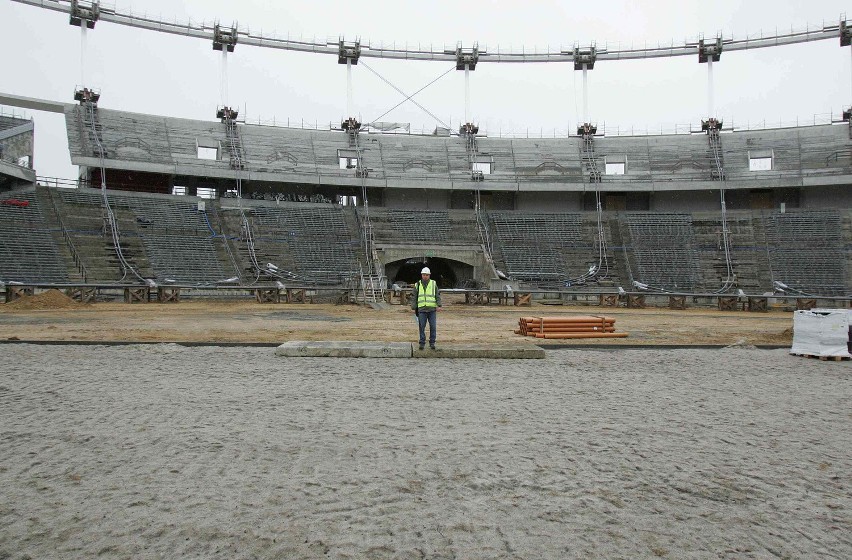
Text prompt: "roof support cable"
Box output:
[[84, 100, 145, 283], [351, 128, 384, 299], [219, 108, 291, 285], [708, 124, 736, 293], [563, 130, 609, 287], [360, 61, 451, 129]]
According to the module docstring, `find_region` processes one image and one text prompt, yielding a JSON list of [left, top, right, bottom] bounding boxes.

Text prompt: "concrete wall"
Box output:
[[801, 185, 852, 209], [652, 190, 719, 211], [515, 191, 582, 212], [384, 188, 450, 209], [0, 125, 34, 168]]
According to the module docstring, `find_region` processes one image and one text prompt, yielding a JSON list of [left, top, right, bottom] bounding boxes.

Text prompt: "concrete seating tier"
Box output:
[[367, 209, 453, 243], [489, 212, 586, 281], [691, 212, 769, 293], [142, 234, 226, 284], [57, 188, 208, 233], [622, 213, 701, 291], [0, 191, 68, 283], [763, 210, 847, 296], [249, 205, 359, 284], [65, 107, 852, 188]]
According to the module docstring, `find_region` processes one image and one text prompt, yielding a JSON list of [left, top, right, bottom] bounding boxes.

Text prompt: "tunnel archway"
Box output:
[[388, 257, 471, 288]]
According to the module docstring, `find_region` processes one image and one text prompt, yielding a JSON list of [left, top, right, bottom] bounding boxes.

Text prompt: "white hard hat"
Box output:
[[421, 267, 431, 275]]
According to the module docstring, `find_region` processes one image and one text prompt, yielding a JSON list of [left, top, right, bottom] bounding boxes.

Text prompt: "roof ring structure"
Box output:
[[9, 1, 851, 64], [453, 43, 480, 70], [69, 0, 98, 28], [213, 22, 237, 52], [698, 37, 723, 63], [338, 40, 361, 65], [572, 44, 597, 70]]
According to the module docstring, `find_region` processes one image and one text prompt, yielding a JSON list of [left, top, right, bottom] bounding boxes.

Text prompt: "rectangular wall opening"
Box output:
[[748, 149, 773, 171]]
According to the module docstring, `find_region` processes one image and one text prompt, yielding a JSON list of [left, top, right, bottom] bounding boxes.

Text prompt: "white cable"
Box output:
[[85, 100, 145, 283]]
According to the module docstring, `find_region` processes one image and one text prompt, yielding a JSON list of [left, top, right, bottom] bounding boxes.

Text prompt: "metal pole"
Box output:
[[707, 58, 714, 118], [464, 63, 471, 124], [582, 63, 588, 123], [347, 58, 353, 118]]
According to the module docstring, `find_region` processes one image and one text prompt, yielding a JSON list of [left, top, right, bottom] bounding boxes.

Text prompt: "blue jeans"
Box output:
[[417, 309, 437, 346]]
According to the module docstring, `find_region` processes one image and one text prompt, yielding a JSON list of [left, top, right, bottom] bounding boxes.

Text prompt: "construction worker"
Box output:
[[411, 267, 442, 350]]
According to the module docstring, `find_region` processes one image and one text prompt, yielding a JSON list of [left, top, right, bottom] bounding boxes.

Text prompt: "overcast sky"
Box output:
[[2, 0, 851, 179]]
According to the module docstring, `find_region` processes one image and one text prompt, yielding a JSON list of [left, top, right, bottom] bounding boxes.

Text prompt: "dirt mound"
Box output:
[[5, 289, 81, 311]]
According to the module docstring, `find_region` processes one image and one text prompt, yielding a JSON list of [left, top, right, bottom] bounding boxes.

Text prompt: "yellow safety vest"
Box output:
[[416, 280, 437, 309]]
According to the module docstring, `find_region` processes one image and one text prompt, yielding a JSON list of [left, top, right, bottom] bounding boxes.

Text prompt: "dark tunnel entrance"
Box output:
[[388, 257, 472, 289]]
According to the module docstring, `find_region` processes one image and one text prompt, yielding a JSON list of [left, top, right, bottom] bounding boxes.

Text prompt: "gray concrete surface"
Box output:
[[412, 343, 545, 359], [275, 340, 412, 358], [275, 341, 546, 359]]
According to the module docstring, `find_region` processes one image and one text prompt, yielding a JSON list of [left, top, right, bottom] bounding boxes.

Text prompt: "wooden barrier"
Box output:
[[285, 288, 310, 304], [627, 294, 646, 309], [796, 298, 817, 310], [157, 287, 181, 303], [5, 285, 34, 303], [599, 293, 619, 307], [392, 289, 410, 306], [465, 292, 488, 305], [124, 287, 150, 304], [718, 296, 739, 311], [747, 297, 768, 312], [513, 293, 532, 306], [65, 287, 97, 304], [254, 288, 280, 304], [668, 295, 687, 310]]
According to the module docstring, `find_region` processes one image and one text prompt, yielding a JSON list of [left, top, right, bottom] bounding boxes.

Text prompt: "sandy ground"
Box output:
[[0, 345, 850, 559], [0, 294, 795, 346]]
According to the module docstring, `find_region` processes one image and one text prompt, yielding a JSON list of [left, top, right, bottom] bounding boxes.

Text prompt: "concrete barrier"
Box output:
[[275, 341, 412, 358], [275, 341, 546, 359], [412, 344, 545, 359]]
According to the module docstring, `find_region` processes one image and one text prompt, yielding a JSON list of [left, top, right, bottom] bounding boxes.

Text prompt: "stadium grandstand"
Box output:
[[1, 0, 851, 305]]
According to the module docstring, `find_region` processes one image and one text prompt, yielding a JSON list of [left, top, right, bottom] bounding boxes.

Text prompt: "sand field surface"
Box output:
[[0, 292, 794, 346], [1, 344, 850, 558]]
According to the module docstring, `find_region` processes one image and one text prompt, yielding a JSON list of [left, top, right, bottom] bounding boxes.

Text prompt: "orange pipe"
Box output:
[[518, 319, 615, 325], [521, 316, 615, 323]]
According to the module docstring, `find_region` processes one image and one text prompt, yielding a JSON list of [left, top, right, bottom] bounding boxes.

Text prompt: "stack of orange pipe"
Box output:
[[515, 315, 629, 339]]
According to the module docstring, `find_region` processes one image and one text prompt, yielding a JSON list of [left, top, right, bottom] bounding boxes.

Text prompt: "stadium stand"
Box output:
[[4, 99, 852, 295], [65, 107, 852, 194], [0, 189, 68, 283], [2, 185, 849, 297]]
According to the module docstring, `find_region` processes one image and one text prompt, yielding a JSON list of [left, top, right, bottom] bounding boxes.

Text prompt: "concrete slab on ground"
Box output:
[[413, 343, 545, 359], [275, 341, 546, 359], [275, 341, 412, 358]]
